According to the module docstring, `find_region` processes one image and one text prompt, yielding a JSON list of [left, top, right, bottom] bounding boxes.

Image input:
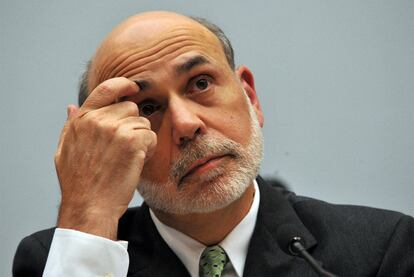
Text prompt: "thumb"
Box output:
[[66, 104, 79, 119]]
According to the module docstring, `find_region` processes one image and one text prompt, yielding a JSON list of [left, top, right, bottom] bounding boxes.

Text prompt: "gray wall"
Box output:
[[1, 1, 413, 275]]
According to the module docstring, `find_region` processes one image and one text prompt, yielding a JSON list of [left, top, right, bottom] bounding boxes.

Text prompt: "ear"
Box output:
[[236, 65, 264, 127]]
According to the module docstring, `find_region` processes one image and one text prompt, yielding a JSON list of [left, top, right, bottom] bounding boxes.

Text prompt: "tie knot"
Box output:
[[199, 245, 228, 277]]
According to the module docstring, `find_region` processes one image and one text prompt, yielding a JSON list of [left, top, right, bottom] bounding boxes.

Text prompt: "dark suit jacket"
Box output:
[[13, 176, 414, 276]]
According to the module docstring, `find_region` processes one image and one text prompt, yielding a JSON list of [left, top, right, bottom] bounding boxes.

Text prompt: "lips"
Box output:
[[180, 154, 229, 182]]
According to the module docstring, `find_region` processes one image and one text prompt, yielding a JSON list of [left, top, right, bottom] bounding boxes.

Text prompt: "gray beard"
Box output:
[[137, 101, 264, 215]]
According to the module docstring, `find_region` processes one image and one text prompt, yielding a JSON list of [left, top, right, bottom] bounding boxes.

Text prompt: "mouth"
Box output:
[[179, 154, 232, 184]]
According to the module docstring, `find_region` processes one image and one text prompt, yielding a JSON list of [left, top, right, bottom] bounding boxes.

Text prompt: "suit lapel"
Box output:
[[243, 176, 317, 276], [118, 205, 190, 277]]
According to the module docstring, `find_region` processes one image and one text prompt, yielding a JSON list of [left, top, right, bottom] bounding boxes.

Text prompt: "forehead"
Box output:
[[90, 17, 228, 88]]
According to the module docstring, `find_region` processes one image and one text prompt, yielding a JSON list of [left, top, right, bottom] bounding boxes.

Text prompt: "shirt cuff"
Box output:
[[43, 228, 129, 277]]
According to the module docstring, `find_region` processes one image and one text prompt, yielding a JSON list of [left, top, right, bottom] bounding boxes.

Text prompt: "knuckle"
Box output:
[[83, 112, 99, 125], [100, 120, 119, 135], [123, 101, 139, 114], [103, 121, 118, 134], [116, 130, 136, 145], [148, 130, 157, 145], [83, 113, 118, 134], [138, 130, 157, 152], [138, 116, 151, 129], [136, 149, 147, 161], [113, 126, 156, 153]]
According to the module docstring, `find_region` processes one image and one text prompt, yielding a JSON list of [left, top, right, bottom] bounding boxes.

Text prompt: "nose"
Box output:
[[168, 97, 206, 146]]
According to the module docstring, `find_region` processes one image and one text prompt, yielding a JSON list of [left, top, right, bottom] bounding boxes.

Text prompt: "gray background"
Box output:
[[1, 1, 413, 275]]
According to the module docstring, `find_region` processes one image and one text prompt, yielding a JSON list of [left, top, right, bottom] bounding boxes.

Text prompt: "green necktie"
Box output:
[[199, 245, 229, 277]]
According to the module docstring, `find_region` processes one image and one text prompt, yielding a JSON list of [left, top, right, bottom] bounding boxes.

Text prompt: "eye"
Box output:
[[195, 78, 209, 90], [188, 75, 212, 94], [138, 101, 160, 117]]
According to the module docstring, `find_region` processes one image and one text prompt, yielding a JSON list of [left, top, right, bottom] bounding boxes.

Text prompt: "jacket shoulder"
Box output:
[[287, 194, 414, 275], [289, 194, 407, 233]]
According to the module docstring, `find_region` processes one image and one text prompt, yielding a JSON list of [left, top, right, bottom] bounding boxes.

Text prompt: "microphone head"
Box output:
[[276, 224, 306, 256]]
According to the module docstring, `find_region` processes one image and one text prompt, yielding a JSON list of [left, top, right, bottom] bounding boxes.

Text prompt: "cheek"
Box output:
[[204, 96, 253, 145], [141, 133, 172, 183]]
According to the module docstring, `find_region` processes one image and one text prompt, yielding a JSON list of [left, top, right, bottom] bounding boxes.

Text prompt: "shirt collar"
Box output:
[[150, 180, 260, 277]]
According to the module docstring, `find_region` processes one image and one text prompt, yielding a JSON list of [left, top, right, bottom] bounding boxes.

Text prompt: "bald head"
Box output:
[[79, 12, 234, 105]]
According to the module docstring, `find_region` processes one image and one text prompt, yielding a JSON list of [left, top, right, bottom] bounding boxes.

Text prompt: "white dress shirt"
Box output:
[[43, 181, 260, 277], [150, 180, 260, 277]]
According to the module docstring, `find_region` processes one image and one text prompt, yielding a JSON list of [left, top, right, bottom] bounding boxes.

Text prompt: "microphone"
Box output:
[[276, 224, 338, 277]]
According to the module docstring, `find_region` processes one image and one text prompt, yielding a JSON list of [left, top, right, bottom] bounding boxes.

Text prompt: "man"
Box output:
[[13, 11, 414, 277]]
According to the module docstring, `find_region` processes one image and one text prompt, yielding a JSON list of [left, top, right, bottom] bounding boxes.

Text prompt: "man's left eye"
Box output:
[[188, 75, 212, 93], [195, 78, 209, 90]]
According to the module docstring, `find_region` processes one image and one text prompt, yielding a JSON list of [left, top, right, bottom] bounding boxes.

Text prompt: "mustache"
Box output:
[[171, 135, 241, 183]]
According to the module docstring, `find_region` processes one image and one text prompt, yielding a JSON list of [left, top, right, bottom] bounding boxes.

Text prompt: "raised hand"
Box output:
[[55, 77, 157, 240]]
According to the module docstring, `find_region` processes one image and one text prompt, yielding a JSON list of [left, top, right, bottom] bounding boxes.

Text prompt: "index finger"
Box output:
[[80, 77, 140, 112]]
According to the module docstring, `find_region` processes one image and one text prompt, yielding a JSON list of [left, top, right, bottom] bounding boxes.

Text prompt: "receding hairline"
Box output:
[[78, 14, 235, 106]]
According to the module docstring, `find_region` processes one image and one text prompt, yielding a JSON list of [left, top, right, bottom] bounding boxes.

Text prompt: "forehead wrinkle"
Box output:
[[105, 30, 193, 78], [115, 37, 213, 78], [118, 43, 216, 81], [96, 27, 221, 83]]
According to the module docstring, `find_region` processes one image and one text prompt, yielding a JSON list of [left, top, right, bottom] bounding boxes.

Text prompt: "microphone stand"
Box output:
[[290, 237, 338, 277]]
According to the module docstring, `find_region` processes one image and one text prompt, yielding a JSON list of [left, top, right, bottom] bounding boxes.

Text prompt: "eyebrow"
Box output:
[[175, 55, 209, 74], [131, 55, 209, 94]]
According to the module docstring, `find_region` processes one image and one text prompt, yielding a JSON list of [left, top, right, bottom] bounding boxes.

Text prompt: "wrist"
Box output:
[[58, 204, 121, 240]]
